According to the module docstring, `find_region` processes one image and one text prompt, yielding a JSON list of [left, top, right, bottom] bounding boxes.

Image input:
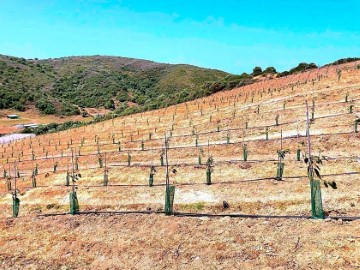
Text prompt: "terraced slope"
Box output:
[[1, 61, 360, 269]]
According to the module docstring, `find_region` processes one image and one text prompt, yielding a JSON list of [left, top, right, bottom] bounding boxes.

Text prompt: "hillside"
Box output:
[[1, 55, 358, 135], [1, 60, 360, 268], [0, 55, 231, 116]]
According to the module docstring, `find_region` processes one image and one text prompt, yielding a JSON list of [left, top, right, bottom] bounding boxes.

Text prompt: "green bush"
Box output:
[[104, 99, 116, 110], [326, 57, 360, 66], [289, 63, 317, 73], [22, 127, 34, 134], [22, 121, 85, 135], [60, 103, 80, 116], [13, 101, 26, 111], [36, 99, 56, 114], [252, 66, 263, 76], [264, 66, 277, 73], [208, 82, 226, 93]]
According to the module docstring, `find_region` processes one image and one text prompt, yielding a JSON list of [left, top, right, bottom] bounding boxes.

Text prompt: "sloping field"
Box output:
[[1, 215, 360, 269], [1, 61, 360, 269]]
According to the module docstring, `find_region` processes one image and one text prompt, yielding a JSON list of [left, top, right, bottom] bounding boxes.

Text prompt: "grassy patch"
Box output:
[[179, 202, 205, 212]]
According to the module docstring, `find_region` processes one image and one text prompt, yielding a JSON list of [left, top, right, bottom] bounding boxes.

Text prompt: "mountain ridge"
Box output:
[[0, 54, 359, 117], [0, 54, 231, 116]]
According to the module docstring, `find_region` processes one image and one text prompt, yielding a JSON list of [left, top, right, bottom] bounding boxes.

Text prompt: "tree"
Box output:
[[264, 67, 277, 73], [35, 99, 56, 114], [252, 66, 263, 76], [13, 101, 25, 111]]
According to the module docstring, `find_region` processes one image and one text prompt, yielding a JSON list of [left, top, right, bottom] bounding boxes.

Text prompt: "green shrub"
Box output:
[[104, 99, 115, 110], [13, 101, 26, 111], [60, 103, 80, 116], [252, 66, 262, 76], [36, 99, 56, 114], [326, 57, 360, 66], [208, 82, 226, 93], [264, 66, 277, 73]]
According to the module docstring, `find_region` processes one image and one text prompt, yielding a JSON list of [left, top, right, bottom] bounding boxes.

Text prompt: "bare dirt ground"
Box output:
[[1, 214, 360, 269], [1, 62, 360, 269]]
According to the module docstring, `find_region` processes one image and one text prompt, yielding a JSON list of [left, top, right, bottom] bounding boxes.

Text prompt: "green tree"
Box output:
[[252, 66, 263, 76], [36, 99, 56, 114]]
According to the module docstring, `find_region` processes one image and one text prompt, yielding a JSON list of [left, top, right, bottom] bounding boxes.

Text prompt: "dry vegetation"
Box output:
[[1, 61, 360, 269], [1, 215, 360, 269], [0, 106, 93, 129]]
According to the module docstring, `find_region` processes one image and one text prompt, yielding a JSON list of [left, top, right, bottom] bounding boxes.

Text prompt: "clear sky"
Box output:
[[0, 0, 359, 73]]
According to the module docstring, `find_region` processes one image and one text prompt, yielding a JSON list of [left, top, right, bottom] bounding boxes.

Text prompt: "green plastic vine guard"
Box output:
[[310, 179, 324, 219], [206, 167, 211, 185], [32, 176, 36, 188], [164, 185, 175, 215], [296, 149, 301, 161], [243, 146, 248, 161], [276, 162, 284, 180], [13, 197, 20, 218], [149, 173, 154, 187], [69, 191, 79, 215]]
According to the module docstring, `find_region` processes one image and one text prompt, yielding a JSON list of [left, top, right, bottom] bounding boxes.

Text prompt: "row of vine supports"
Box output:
[[1, 94, 357, 162], [3, 84, 357, 218], [3, 119, 334, 219]]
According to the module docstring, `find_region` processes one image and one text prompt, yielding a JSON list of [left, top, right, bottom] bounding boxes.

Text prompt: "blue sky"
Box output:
[[0, 0, 359, 73]]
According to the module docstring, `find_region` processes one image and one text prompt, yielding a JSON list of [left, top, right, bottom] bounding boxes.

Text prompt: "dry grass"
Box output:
[[1, 214, 360, 269], [0, 61, 360, 269]]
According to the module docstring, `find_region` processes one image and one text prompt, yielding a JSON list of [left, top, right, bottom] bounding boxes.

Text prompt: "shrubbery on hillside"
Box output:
[[326, 57, 360, 66], [263, 66, 277, 73], [279, 62, 317, 77], [22, 121, 86, 135], [1, 55, 358, 116], [252, 66, 263, 76], [60, 102, 81, 116], [35, 99, 56, 114]]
